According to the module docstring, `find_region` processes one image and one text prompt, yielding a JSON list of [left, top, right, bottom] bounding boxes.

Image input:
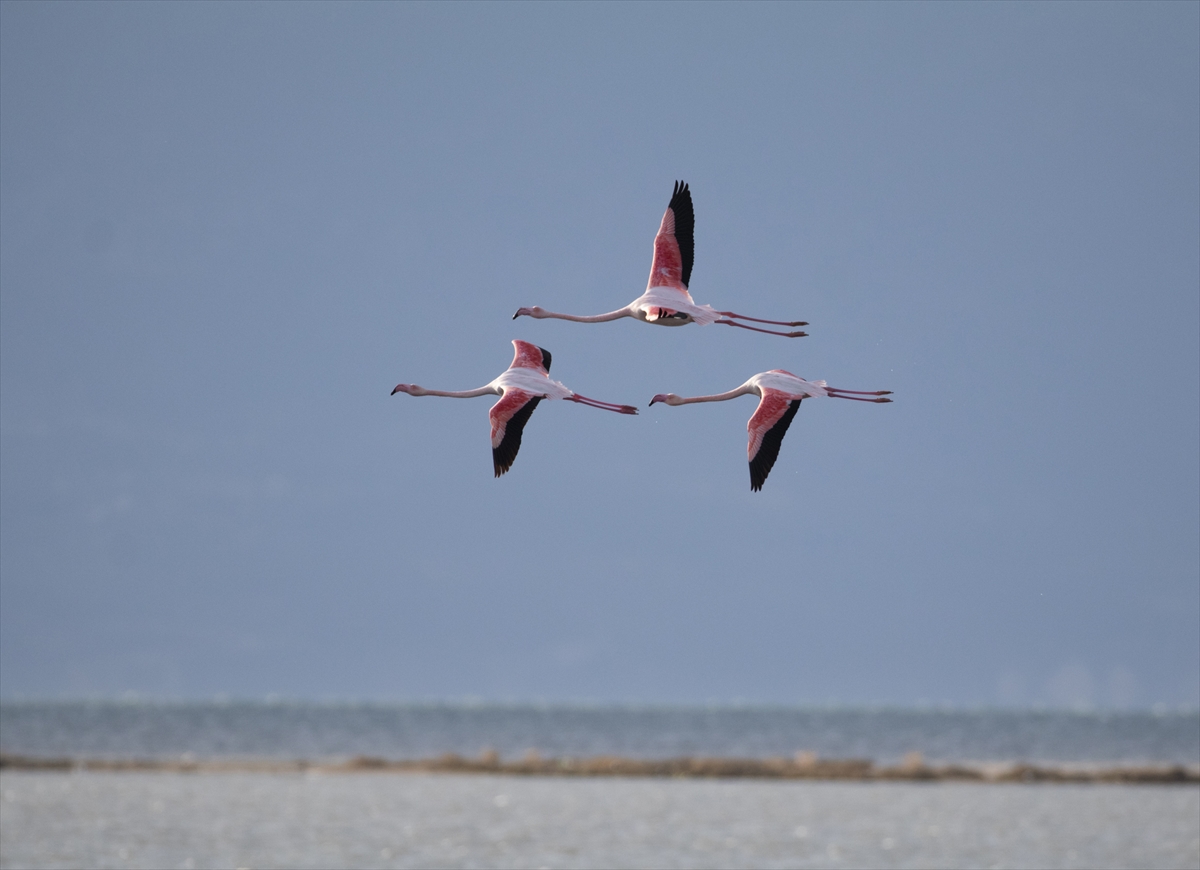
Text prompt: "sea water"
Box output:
[[2, 701, 1197, 765]]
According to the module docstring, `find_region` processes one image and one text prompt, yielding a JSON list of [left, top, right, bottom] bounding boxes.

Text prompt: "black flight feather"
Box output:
[[670, 180, 695, 288], [749, 399, 801, 492], [493, 396, 542, 477], [537, 346, 551, 372]]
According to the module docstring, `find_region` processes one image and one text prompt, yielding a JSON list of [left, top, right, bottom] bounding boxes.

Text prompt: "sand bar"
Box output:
[[3, 752, 1196, 784]]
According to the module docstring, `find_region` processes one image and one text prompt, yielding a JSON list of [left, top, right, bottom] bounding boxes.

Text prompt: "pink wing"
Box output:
[[509, 340, 552, 373], [490, 388, 542, 477], [647, 181, 694, 291], [747, 389, 802, 492]]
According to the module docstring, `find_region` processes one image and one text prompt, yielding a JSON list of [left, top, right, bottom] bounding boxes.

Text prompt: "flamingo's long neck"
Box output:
[[536, 308, 632, 323], [671, 384, 758, 405], [416, 385, 497, 398]]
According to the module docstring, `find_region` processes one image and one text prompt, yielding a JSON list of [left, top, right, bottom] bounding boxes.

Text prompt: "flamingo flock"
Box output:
[[392, 182, 891, 490]]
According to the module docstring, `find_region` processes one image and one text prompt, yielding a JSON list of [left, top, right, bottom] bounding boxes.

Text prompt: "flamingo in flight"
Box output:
[[513, 182, 809, 338], [650, 371, 892, 491], [391, 340, 638, 477]]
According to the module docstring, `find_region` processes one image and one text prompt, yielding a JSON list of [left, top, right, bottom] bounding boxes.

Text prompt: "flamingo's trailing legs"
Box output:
[[650, 371, 891, 491], [392, 340, 638, 477], [514, 182, 808, 338]]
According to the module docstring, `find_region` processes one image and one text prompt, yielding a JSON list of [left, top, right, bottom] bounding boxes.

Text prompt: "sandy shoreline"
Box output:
[[3, 752, 1196, 784]]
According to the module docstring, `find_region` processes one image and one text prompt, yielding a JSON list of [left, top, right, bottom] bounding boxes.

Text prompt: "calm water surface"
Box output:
[[2, 701, 1197, 764]]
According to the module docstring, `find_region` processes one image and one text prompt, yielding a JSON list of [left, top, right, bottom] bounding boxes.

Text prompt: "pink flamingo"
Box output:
[[514, 182, 808, 338], [650, 370, 892, 491], [392, 340, 638, 477]]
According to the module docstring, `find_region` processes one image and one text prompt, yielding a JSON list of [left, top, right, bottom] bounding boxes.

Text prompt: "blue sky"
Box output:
[[1, 2, 1197, 708]]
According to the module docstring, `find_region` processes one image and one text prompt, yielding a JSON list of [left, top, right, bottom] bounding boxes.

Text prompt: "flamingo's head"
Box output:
[[649, 393, 681, 407], [513, 306, 544, 320], [391, 383, 422, 396]]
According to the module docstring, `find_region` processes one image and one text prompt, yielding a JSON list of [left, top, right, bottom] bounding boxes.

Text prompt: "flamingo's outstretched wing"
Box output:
[[509, 340, 552, 373], [747, 390, 802, 491], [490, 389, 542, 477], [647, 181, 694, 291]]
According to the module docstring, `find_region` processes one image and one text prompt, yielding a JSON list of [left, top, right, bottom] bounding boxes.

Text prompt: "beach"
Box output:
[[3, 770, 1198, 869]]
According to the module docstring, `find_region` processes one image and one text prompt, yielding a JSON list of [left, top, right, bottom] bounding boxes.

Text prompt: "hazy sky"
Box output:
[[2, 2, 1197, 708]]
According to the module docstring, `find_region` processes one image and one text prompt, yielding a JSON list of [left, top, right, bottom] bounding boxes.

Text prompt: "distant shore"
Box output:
[[3, 752, 1196, 784]]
